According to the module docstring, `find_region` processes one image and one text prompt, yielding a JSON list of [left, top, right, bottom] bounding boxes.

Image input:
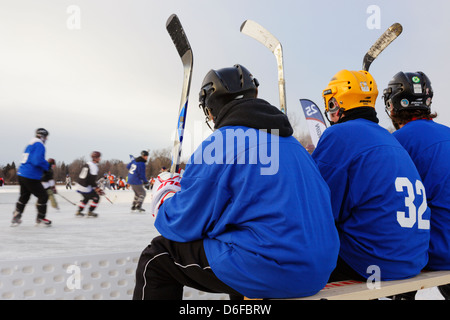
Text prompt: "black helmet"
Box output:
[[91, 151, 101, 159], [36, 128, 49, 139], [382, 71, 433, 113], [141, 150, 149, 157], [199, 64, 259, 121]]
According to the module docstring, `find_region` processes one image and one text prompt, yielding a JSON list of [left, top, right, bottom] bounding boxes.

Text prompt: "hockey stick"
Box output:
[[240, 20, 286, 114], [57, 193, 77, 206], [103, 194, 114, 204], [362, 23, 403, 71], [166, 14, 193, 175]]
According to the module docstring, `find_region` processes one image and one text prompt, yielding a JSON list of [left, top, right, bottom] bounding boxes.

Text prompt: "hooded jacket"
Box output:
[[155, 98, 339, 298]]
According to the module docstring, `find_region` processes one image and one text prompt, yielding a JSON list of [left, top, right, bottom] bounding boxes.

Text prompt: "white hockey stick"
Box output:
[[240, 20, 286, 114], [166, 14, 193, 175], [362, 23, 403, 71]]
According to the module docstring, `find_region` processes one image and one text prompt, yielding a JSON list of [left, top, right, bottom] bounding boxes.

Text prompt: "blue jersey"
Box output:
[[17, 138, 49, 180], [393, 120, 450, 270], [127, 157, 148, 185], [312, 119, 430, 280], [155, 126, 339, 298]]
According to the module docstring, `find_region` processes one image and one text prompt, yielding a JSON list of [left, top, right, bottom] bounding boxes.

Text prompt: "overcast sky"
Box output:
[[1, 0, 449, 165]]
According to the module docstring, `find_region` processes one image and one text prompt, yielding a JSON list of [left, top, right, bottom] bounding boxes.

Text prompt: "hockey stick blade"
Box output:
[[166, 14, 192, 61], [166, 14, 193, 175], [362, 22, 403, 71], [240, 20, 286, 114], [240, 20, 281, 53]]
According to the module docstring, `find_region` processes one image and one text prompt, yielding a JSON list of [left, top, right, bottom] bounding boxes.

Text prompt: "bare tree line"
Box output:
[[1, 148, 176, 185], [1, 131, 314, 185]]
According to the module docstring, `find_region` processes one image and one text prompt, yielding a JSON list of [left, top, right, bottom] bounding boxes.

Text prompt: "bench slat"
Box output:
[[293, 271, 450, 300]]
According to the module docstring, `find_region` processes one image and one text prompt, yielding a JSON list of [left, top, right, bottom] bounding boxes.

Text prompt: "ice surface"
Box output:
[[0, 185, 157, 260]]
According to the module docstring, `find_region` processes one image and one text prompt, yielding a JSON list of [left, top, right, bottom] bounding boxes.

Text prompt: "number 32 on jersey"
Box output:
[[395, 177, 430, 230]]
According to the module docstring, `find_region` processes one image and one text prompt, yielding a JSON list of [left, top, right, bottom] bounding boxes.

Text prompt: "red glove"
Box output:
[[95, 187, 105, 195]]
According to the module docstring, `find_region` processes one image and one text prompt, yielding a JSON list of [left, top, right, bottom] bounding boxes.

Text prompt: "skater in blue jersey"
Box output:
[[383, 71, 450, 299], [127, 151, 149, 213], [312, 70, 430, 282], [12, 128, 51, 226], [133, 65, 339, 300]]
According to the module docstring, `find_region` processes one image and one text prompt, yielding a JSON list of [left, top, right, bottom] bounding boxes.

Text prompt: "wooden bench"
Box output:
[[293, 270, 450, 300]]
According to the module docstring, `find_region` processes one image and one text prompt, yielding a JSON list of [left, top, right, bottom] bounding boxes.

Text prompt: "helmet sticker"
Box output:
[[400, 99, 409, 107], [413, 83, 422, 94], [360, 81, 370, 92], [412, 76, 421, 83]]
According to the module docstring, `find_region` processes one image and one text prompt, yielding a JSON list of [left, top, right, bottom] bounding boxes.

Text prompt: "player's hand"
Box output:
[[150, 172, 181, 217]]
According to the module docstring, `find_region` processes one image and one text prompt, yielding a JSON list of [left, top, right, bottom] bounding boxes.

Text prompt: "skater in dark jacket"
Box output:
[[74, 151, 103, 217], [41, 158, 59, 210]]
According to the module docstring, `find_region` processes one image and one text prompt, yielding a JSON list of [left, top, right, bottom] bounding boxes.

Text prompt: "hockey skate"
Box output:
[[75, 210, 85, 217], [132, 205, 145, 213], [11, 211, 22, 227], [36, 218, 52, 226], [87, 211, 98, 218]]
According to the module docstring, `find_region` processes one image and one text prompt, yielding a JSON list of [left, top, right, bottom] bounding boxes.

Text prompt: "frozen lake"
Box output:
[[0, 185, 158, 261]]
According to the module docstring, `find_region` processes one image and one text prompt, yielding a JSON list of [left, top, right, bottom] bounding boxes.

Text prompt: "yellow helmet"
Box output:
[[322, 70, 378, 114]]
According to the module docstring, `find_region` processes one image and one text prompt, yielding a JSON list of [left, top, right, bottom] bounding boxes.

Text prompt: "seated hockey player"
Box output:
[[74, 151, 103, 217], [383, 71, 450, 299], [133, 64, 340, 300], [312, 70, 430, 283]]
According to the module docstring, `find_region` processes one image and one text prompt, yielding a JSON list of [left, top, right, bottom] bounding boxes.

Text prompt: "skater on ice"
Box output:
[[312, 70, 430, 282], [127, 150, 149, 213], [12, 128, 52, 226], [133, 64, 339, 300], [74, 151, 103, 217], [383, 71, 450, 299], [41, 158, 59, 210], [108, 172, 116, 190], [65, 174, 72, 189]]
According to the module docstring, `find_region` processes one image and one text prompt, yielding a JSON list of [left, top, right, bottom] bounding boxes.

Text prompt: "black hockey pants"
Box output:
[[16, 176, 48, 219], [78, 190, 100, 213], [133, 235, 243, 300]]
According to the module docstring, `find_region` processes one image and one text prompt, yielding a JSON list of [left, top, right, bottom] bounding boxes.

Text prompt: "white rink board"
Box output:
[[0, 251, 228, 300]]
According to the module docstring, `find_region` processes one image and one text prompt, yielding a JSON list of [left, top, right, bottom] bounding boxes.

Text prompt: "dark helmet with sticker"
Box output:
[[198, 64, 259, 121], [382, 71, 433, 113]]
